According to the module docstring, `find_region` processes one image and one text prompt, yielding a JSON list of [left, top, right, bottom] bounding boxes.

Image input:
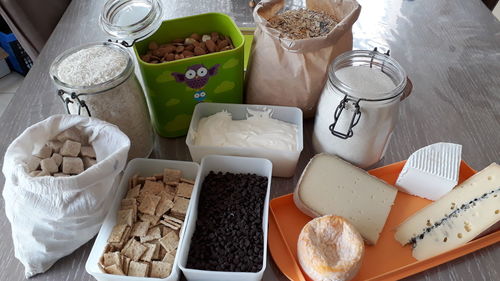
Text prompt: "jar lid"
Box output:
[[100, 0, 164, 44], [328, 49, 407, 102]]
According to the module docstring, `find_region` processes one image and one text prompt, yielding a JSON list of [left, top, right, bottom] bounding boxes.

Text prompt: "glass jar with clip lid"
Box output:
[[49, 0, 164, 160], [312, 48, 412, 168]]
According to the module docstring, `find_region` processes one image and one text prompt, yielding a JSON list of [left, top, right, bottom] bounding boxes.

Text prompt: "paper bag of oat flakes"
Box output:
[[245, 0, 361, 118]]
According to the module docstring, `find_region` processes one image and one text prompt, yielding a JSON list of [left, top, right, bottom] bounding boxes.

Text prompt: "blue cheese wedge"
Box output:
[[294, 154, 398, 245], [394, 163, 500, 260], [396, 143, 462, 201]]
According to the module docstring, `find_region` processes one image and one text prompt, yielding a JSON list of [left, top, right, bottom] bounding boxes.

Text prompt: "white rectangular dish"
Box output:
[[85, 158, 200, 281], [178, 155, 272, 281], [185, 102, 303, 177]]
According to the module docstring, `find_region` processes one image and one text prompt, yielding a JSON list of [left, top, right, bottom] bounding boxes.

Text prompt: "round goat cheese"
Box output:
[[297, 215, 364, 281]]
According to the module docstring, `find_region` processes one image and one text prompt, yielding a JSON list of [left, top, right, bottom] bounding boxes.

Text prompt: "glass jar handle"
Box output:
[[329, 95, 362, 139], [57, 90, 92, 117]]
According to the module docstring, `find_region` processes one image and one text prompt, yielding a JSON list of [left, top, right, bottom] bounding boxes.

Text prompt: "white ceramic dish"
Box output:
[[85, 158, 200, 281], [186, 102, 303, 177], [178, 155, 272, 281]]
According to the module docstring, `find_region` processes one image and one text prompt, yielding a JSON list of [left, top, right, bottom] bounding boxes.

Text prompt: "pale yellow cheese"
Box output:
[[394, 163, 500, 260], [297, 215, 364, 281], [294, 154, 398, 245]]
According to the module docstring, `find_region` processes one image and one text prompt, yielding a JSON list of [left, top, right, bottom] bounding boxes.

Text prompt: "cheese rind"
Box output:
[[396, 142, 461, 201], [297, 215, 364, 281], [394, 163, 500, 260], [294, 154, 398, 245]]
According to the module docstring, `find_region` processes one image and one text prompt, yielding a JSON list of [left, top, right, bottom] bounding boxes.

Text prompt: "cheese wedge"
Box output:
[[297, 215, 364, 281], [396, 143, 462, 201], [395, 163, 500, 260], [294, 154, 398, 245]]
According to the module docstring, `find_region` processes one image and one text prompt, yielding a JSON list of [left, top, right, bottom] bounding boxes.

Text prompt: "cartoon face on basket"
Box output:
[[171, 64, 220, 90], [193, 90, 207, 102]]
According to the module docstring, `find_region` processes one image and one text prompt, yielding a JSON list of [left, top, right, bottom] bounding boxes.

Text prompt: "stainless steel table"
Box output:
[[0, 0, 499, 280]]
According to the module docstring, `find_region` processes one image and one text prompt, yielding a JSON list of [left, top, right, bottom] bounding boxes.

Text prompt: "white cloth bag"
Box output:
[[2, 114, 131, 278]]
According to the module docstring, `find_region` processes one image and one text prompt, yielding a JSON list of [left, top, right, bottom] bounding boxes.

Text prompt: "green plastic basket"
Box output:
[[134, 13, 244, 138]]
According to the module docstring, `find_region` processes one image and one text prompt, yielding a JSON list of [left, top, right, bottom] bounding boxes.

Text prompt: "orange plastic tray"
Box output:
[[269, 160, 500, 281]]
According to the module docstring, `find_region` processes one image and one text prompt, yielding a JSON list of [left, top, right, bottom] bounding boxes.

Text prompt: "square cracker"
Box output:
[[117, 209, 134, 226], [141, 242, 158, 262], [121, 198, 137, 209], [121, 238, 148, 261], [102, 251, 121, 267], [176, 182, 194, 198], [138, 213, 161, 226], [155, 195, 174, 216], [162, 252, 175, 264], [140, 226, 161, 243], [141, 180, 165, 195], [128, 261, 150, 277], [158, 231, 179, 253], [138, 194, 161, 215], [130, 221, 150, 237], [108, 224, 128, 243], [150, 261, 172, 278], [104, 264, 125, 275], [126, 185, 141, 198], [109, 225, 131, 250], [163, 168, 182, 184], [170, 197, 190, 219], [122, 256, 131, 275]]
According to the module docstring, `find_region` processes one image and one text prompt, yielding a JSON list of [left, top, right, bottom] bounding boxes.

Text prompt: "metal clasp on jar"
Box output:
[[329, 95, 362, 139], [57, 90, 92, 116]]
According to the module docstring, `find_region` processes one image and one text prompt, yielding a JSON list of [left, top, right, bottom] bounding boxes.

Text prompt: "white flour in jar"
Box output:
[[313, 65, 399, 168], [194, 109, 298, 151], [55, 44, 153, 159], [56, 45, 128, 87]]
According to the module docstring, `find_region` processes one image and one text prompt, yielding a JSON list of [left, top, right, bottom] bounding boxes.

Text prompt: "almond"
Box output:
[[205, 40, 216, 53], [194, 46, 206, 56]]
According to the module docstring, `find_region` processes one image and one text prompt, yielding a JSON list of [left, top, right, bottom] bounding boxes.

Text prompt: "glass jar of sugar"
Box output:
[[50, 42, 154, 159], [313, 49, 412, 168]]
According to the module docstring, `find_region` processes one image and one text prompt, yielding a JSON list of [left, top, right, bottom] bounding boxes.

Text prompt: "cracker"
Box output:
[[141, 243, 158, 262], [176, 182, 194, 198], [122, 256, 131, 275], [104, 264, 125, 275], [138, 213, 161, 226], [117, 209, 134, 226], [132, 174, 139, 188], [158, 231, 179, 253], [163, 168, 182, 184], [128, 261, 150, 277], [141, 180, 165, 195], [108, 224, 128, 243], [138, 194, 161, 215], [109, 225, 131, 250], [140, 226, 161, 243], [102, 251, 122, 267], [162, 252, 175, 264], [155, 195, 174, 217], [126, 185, 141, 198], [165, 185, 177, 196], [121, 238, 148, 261], [161, 226, 174, 237], [170, 197, 190, 219], [130, 221, 150, 237], [149, 239, 161, 260], [180, 178, 195, 185], [159, 220, 181, 231], [150, 261, 172, 278], [154, 173, 163, 180]]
